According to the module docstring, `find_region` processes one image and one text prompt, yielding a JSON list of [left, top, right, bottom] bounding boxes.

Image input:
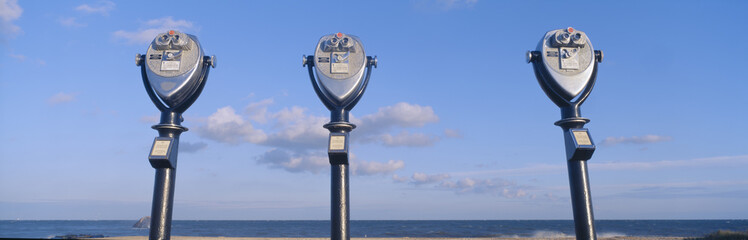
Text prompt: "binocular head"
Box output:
[[528, 27, 602, 107], [312, 32, 368, 106], [142, 30, 208, 109]]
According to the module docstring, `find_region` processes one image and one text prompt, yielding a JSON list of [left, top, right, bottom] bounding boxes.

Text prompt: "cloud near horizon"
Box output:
[[393, 172, 530, 198], [448, 155, 748, 179], [600, 134, 672, 146]]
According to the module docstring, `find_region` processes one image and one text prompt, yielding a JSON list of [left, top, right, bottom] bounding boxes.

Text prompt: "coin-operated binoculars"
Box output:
[[136, 30, 215, 240], [303, 32, 377, 240], [527, 27, 603, 240]]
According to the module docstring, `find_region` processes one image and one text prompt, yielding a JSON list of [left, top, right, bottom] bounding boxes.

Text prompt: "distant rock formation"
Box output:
[[133, 216, 151, 228]]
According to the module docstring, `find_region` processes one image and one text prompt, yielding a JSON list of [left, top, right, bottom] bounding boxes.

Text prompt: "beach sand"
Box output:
[[99, 237, 688, 240]]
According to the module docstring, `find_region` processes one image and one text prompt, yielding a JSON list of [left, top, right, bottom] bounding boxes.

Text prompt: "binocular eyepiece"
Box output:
[[153, 30, 192, 51], [324, 33, 356, 52]]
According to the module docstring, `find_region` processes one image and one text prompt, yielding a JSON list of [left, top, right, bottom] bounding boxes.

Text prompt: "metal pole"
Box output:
[[325, 119, 353, 240], [149, 167, 177, 240], [331, 163, 350, 240], [567, 159, 595, 240], [528, 27, 602, 240], [557, 116, 596, 240], [148, 112, 185, 240]]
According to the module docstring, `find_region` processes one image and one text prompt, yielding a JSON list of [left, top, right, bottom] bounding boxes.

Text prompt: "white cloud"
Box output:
[[443, 128, 463, 138], [262, 106, 330, 150], [413, 0, 478, 12], [197, 106, 267, 144], [0, 0, 22, 40], [245, 98, 274, 124], [357, 102, 439, 132], [47, 92, 77, 106], [600, 134, 672, 146], [139, 115, 160, 124], [256, 149, 329, 174], [75, 0, 115, 16], [437, 0, 478, 9], [8, 53, 24, 61], [8, 52, 44, 65], [198, 101, 328, 150], [59, 17, 85, 27], [379, 131, 439, 147], [113, 16, 195, 45], [198, 100, 444, 149], [410, 172, 451, 185], [352, 159, 404, 176], [439, 177, 523, 197], [256, 148, 404, 176], [180, 141, 207, 153], [392, 174, 409, 183], [451, 155, 748, 178], [394, 171, 530, 198], [196, 100, 452, 176], [590, 155, 748, 171]]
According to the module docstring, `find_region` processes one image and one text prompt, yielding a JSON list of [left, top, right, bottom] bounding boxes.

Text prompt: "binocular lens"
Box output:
[[571, 33, 586, 45], [557, 33, 571, 44]]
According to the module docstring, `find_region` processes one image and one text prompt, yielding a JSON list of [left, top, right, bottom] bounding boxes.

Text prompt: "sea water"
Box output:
[[1, 220, 746, 238]]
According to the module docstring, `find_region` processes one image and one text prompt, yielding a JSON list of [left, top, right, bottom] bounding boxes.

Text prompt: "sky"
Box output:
[[0, 0, 747, 221]]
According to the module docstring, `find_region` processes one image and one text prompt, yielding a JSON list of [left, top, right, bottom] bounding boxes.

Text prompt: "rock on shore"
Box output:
[[132, 216, 151, 229]]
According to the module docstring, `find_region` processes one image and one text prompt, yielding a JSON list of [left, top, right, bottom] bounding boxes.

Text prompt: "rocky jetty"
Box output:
[[133, 216, 151, 229]]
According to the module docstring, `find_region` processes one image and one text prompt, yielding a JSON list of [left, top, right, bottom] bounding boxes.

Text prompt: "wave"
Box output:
[[530, 230, 571, 238], [598, 232, 627, 238]]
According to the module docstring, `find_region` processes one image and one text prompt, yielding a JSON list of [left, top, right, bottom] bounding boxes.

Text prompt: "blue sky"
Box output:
[[1, 0, 747, 220]]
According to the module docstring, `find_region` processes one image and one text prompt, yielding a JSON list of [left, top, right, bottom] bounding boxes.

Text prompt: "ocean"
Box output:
[[1, 220, 746, 239]]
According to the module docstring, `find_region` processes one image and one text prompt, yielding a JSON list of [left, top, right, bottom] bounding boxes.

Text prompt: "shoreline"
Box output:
[[98, 237, 689, 240]]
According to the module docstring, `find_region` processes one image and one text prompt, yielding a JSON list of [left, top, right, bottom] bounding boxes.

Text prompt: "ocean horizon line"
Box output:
[[3, 218, 747, 221]]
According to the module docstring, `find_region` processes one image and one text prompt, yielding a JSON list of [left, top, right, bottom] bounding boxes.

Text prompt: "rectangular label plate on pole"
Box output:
[[565, 128, 595, 161], [149, 137, 176, 168], [328, 132, 349, 164]]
